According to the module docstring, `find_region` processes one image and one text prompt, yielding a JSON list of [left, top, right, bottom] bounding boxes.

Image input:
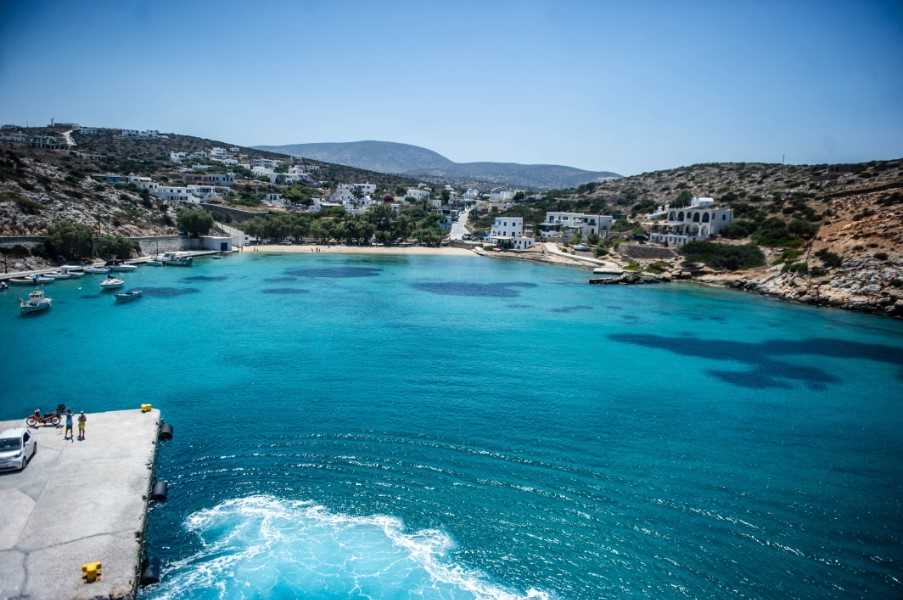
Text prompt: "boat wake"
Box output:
[[143, 495, 550, 600]]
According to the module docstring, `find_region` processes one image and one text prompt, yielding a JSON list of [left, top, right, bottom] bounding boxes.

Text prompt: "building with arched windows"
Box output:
[[648, 197, 733, 247]]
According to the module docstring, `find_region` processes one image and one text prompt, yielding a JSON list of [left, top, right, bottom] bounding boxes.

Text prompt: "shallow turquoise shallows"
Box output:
[[2, 253, 902, 599]]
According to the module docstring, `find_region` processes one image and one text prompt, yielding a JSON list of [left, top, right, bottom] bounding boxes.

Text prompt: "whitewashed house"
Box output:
[[405, 187, 431, 202], [649, 197, 733, 247], [539, 212, 613, 241], [153, 186, 200, 204], [488, 216, 534, 250], [264, 193, 286, 207]]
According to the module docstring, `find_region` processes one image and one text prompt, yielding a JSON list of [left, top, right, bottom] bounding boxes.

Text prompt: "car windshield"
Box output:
[[0, 438, 22, 451]]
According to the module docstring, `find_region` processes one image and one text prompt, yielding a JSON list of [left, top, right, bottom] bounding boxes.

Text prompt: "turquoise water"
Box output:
[[1, 253, 902, 599]]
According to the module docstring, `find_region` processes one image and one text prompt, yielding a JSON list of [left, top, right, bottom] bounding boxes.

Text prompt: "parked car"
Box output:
[[0, 428, 37, 471], [575, 243, 590, 251]]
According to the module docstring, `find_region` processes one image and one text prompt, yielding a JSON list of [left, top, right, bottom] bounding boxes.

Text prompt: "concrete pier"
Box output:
[[0, 409, 161, 600]]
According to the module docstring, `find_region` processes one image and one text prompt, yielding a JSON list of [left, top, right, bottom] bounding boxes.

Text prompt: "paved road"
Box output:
[[61, 129, 76, 147], [0, 409, 160, 600], [449, 208, 471, 241], [543, 242, 623, 271]]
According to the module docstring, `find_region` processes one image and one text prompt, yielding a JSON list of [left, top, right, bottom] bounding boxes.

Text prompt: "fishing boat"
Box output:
[[160, 253, 193, 267], [8, 278, 37, 286], [30, 274, 54, 284], [83, 266, 110, 274], [145, 259, 164, 266], [100, 276, 125, 291], [108, 263, 138, 272], [44, 271, 73, 280], [61, 266, 85, 277], [114, 289, 142, 303], [19, 289, 52, 315]]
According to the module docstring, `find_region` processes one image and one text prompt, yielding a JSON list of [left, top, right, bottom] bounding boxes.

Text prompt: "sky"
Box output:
[[1, 0, 901, 175]]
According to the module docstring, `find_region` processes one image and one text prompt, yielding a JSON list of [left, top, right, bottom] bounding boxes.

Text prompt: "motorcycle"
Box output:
[[25, 404, 67, 428]]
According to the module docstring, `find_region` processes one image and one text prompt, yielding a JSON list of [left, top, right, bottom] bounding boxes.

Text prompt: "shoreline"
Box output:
[[247, 244, 476, 256]]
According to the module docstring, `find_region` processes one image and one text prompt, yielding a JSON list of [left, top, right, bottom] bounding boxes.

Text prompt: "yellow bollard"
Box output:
[[140, 404, 152, 413], [81, 561, 102, 583]]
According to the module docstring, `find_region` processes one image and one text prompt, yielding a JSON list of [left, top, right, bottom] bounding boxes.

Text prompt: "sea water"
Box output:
[[1, 253, 901, 599]]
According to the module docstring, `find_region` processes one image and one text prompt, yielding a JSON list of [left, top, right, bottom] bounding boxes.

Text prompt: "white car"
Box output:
[[0, 428, 37, 471]]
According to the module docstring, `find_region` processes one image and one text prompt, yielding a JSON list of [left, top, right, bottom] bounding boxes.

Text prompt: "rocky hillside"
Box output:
[[0, 146, 175, 236], [565, 160, 903, 317]]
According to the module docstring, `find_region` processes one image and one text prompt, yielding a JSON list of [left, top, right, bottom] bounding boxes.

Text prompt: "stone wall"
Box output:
[[129, 235, 186, 255]]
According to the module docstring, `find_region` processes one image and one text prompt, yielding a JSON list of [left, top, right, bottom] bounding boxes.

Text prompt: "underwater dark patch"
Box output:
[[285, 267, 382, 278], [141, 287, 201, 298], [261, 288, 309, 295], [606, 305, 623, 311], [550, 305, 593, 314], [412, 281, 537, 298], [81, 294, 101, 299], [608, 333, 903, 390], [263, 276, 297, 283], [507, 303, 532, 309], [180, 275, 229, 282]]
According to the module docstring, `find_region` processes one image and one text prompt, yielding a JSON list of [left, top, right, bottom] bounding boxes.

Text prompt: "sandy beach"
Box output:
[[247, 244, 477, 256]]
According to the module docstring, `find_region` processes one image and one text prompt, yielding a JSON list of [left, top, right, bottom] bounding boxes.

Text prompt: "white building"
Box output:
[[153, 186, 200, 204], [488, 216, 534, 250], [250, 158, 282, 170], [331, 183, 377, 204], [405, 187, 431, 202], [127, 175, 160, 193], [489, 189, 518, 203], [463, 188, 480, 199], [263, 193, 286, 207], [187, 185, 225, 201], [539, 212, 614, 241], [185, 173, 235, 187], [169, 151, 188, 163], [649, 197, 733, 247]]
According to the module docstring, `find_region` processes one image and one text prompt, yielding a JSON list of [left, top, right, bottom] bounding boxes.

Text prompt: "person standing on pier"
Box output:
[[77, 411, 87, 441], [64, 409, 73, 441]]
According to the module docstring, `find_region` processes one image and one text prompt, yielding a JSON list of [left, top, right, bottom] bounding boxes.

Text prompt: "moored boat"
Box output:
[[160, 252, 193, 267], [114, 289, 143, 303], [9, 278, 38, 286], [44, 271, 73, 280], [83, 266, 110, 274], [100, 276, 125, 290], [109, 264, 138, 272], [19, 289, 52, 315]]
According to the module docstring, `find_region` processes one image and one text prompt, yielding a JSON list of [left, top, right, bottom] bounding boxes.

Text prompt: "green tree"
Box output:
[[176, 207, 214, 237], [96, 235, 138, 260], [44, 221, 94, 260]]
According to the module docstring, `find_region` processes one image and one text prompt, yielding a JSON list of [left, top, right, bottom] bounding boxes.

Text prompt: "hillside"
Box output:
[[255, 140, 620, 189], [0, 128, 419, 235], [547, 160, 903, 316]]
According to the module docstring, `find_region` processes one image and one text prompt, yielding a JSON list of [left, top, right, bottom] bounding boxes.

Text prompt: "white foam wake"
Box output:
[[144, 495, 551, 600]]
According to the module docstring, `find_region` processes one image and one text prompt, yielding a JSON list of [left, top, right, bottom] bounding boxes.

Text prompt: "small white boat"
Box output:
[[160, 253, 193, 267], [145, 260, 164, 267], [44, 271, 73, 280], [100, 277, 125, 290], [61, 266, 85, 278], [19, 289, 52, 315], [30, 275, 54, 284], [83, 266, 110, 274], [9, 278, 37, 286], [109, 264, 138, 272], [114, 289, 142, 303]]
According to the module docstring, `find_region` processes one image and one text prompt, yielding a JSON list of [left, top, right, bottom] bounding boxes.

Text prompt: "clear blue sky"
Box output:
[[1, 0, 901, 175]]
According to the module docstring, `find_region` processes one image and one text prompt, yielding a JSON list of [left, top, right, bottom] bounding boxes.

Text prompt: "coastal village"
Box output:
[[1, 122, 901, 317]]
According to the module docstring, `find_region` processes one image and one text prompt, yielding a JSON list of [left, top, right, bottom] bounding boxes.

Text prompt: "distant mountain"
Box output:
[[254, 140, 620, 189]]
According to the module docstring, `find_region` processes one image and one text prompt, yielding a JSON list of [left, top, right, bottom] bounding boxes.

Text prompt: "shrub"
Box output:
[[719, 220, 757, 239], [96, 235, 138, 260], [176, 207, 214, 237], [874, 252, 889, 261], [679, 241, 765, 271], [814, 249, 843, 268], [43, 221, 95, 260], [783, 261, 809, 274]]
